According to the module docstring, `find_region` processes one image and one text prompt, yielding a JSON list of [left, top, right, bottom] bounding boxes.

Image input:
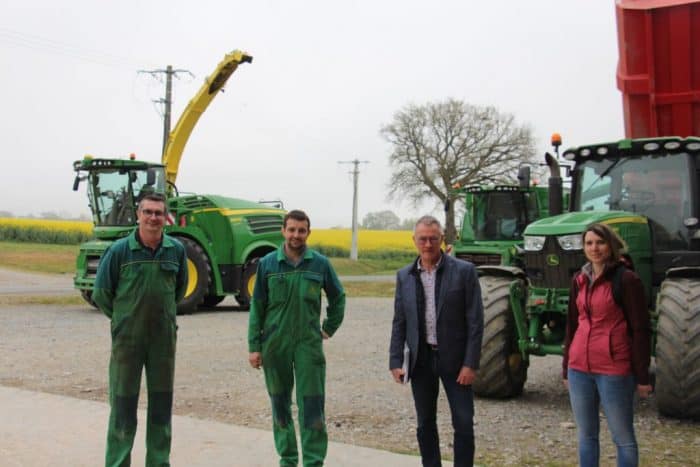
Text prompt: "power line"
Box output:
[[338, 159, 370, 261], [0, 27, 157, 69]]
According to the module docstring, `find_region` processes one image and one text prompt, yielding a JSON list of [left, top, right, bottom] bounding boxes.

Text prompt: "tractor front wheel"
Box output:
[[473, 275, 528, 398], [655, 277, 700, 419]]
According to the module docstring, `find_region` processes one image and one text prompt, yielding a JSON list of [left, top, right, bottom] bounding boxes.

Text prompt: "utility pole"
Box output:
[[338, 159, 369, 260], [138, 66, 193, 156]]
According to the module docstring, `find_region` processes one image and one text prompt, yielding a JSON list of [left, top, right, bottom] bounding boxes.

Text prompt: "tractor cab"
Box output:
[[467, 187, 540, 242], [572, 144, 696, 253]]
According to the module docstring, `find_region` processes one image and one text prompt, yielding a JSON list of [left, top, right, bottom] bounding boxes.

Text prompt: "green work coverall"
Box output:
[[93, 230, 187, 467], [248, 246, 345, 467]]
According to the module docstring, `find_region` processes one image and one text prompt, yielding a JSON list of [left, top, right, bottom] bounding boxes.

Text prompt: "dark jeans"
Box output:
[[410, 345, 475, 467]]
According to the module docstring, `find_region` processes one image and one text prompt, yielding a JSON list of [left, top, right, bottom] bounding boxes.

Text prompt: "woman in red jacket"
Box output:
[[562, 223, 652, 467]]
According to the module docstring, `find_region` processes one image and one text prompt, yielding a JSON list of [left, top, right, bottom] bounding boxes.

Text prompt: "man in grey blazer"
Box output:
[[389, 215, 484, 467]]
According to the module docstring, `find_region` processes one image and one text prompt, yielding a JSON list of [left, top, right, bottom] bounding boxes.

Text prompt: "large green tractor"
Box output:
[[501, 137, 700, 419], [452, 165, 563, 397], [73, 50, 285, 314]]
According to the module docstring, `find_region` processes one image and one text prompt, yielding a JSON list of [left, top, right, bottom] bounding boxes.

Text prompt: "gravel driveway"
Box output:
[[0, 280, 698, 465]]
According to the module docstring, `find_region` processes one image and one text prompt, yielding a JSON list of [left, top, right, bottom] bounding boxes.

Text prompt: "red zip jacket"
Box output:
[[562, 261, 651, 385]]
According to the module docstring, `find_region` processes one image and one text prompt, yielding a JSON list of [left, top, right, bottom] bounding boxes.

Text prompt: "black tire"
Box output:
[[176, 237, 211, 315], [235, 257, 259, 310], [473, 275, 528, 398], [655, 277, 700, 419], [80, 290, 98, 309], [201, 294, 226, 308]]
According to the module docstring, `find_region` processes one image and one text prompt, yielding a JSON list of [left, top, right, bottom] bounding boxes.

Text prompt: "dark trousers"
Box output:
[[410, 344, 475, 467]]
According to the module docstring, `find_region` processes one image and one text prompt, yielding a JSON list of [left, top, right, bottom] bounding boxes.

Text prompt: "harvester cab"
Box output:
[[73, 157, 165, 231]]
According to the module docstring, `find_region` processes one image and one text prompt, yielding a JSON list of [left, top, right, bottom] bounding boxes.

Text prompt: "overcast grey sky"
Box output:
[[0, 1, 622, 227]]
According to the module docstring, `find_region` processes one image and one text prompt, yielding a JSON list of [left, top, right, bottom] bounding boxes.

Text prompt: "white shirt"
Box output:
[[418, 256, 442, 346]]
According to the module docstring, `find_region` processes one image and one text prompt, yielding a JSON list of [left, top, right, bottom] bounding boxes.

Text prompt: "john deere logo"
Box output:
[[546, 254, 560, 266]]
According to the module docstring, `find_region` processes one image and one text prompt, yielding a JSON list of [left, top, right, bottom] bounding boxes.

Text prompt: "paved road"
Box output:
[[0, 267, 74, 295], [1, 386, 437, 467]]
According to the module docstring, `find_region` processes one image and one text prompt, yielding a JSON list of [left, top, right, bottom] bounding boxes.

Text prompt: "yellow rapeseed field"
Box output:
[[0, 217, 414, 256], [309, 229, 414, 254], [0, 218, 93, 244]]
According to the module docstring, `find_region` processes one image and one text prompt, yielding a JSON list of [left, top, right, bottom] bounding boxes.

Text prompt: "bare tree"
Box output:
[[381, 98, 536, 243]]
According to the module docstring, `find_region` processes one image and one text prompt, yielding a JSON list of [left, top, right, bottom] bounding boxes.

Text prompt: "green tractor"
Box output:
[[73, 50, 285, 314], [498, 137, 700, 419], [451, 164, 564, 397]]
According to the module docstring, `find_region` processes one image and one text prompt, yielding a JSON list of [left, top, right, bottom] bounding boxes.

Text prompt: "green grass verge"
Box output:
[[342, 281, 395, 298], [0, 241, 79, 274], [329, 257, 410, 275], [0, 241, 410, 277], [0, 294, 85, 306]]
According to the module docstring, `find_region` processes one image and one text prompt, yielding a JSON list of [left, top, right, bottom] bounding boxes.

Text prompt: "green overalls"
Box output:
[[248, 246, 345, 467], [93, 230, 187, 467]]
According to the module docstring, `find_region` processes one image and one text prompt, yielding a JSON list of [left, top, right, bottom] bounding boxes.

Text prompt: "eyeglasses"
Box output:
[[141, 209, 165, 218], [416, 236, 442, 245]]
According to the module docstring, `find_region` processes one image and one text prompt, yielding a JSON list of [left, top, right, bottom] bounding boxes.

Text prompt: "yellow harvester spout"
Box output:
[[161, 50, 253, 191]]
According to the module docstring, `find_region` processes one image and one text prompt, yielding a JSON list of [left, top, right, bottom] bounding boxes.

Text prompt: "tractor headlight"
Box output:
[[557, 234, 583, 250], [524, 235, 546, 251]]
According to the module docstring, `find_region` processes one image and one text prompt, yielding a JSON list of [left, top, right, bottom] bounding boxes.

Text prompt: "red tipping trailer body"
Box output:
[[616, 0, 700, 137]]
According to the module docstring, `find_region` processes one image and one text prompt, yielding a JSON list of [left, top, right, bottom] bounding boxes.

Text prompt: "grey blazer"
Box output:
[[389, 254, 484, 376]]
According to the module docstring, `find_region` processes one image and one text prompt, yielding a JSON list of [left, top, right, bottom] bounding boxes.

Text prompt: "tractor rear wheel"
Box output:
[[473, 275, 528, 398], [176, 237, 211, 315], [235, 257, 259, 310], [655, 277, 700, 419]]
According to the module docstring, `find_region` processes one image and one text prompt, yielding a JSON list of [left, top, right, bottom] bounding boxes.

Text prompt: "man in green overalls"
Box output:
[[94, 193, 188, 467], [248, 209, 345, 466]]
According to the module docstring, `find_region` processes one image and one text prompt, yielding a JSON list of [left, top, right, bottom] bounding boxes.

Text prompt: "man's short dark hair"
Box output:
[[283, 210, 310, 229], [138, 192, 167, 211]]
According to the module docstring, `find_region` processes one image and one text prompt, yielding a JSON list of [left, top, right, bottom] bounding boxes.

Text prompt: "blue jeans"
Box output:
[[567, 369, 638, 467], [410, 346, 475, 467]]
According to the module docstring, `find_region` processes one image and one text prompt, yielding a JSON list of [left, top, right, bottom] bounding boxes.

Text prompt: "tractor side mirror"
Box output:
[[73, 174, 87, 191]]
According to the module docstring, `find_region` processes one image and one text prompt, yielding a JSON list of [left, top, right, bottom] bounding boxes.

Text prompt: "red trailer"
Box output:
[[616, 0, 700, 137]]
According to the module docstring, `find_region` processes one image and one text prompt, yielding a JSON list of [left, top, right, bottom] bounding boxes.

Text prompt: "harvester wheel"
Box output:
[[473, 275, 528, 398], [202, 294, 226, 308], [176, 237, 211, 315], [655, 277, 700, 419], [80, 290, 98, 309], [235, 257, 259, 310]]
